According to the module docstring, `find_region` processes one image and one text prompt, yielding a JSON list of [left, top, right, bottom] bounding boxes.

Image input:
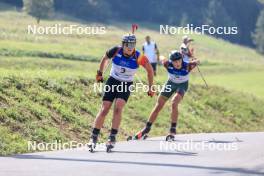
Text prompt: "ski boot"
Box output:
[[127, 130, 148, 141], [106, 135, 116, 153], [87, 135, 97, 153], [165, 133, 176, 142]]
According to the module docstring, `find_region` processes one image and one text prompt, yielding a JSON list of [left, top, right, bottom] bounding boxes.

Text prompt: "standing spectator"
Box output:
[[180, 35, 194, 63], [143, 36, 160, 76]]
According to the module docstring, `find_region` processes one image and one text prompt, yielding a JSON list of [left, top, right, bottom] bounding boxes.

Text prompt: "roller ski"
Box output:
[[88, 135, 97, 153], [106, 136, 116, 153], [127, 122, 152, 141], [165, 123, 177, 141], [127, 131, 149, 141], [165, 133, 176, 142]]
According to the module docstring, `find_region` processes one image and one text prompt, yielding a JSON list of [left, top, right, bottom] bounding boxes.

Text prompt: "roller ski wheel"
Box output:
[[143, 134, 148, 140], [88, 136, 97, 153], [127, 136, 133, 141], [106, 136, 116, 153], [106, 143, 115, 153], [165, 134, 175, 142], [127, 133, 148, 141], [88, 142, 96, 153]]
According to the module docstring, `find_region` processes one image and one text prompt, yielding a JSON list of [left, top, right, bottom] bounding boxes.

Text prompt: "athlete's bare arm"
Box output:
[[98, 54, 110, 73], [138, 55, 154, 93], [143, 60, 154, 90]]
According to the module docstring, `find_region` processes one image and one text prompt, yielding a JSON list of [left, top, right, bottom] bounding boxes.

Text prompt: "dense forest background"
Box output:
[[1, 0, 264, 52]]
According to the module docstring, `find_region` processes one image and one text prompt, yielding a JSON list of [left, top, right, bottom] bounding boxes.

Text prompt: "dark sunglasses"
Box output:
[[124, 42, 136, 49]]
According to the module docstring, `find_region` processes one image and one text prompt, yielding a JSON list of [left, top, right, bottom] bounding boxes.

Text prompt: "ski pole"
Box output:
[[196, 65, 208, 89]]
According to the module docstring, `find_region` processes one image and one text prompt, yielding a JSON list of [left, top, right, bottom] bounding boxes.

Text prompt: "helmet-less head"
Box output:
[[182, 35, 194, 45]]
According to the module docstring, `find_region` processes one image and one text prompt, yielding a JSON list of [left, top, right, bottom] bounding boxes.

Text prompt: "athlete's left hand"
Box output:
[[147, 88, 155, 97], [194, 59, 200, 65]]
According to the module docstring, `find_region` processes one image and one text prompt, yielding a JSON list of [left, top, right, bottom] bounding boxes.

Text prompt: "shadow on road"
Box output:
[[12, 154, 263, 176], [145, 138, 243, 143], [112, 150, 197, 156]]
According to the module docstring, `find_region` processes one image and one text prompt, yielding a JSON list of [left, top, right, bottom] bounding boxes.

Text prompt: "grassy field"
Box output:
[[0, 4, 264, 155]]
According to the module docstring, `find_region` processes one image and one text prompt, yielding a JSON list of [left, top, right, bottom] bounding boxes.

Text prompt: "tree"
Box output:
[[204, 0, 235, 27], [253, 10, 264, 54], [54, 0, 112, 22], [23, 0, 54, 23]]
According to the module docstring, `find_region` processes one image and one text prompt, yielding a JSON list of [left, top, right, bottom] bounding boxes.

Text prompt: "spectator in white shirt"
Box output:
[[143, 36, 160, 76], [180, 35, 194, 63]]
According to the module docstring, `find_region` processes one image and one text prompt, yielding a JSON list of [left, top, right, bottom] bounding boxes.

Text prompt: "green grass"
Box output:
[[192, 70, 264, 100], [0, 56, 264, 155], [0, 6, 263, 155], [1, 9, 263, 98], [0, 126, 28, 155]]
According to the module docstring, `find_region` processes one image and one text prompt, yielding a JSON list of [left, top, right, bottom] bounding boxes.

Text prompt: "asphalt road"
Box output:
[[1, 132, 264, 176]]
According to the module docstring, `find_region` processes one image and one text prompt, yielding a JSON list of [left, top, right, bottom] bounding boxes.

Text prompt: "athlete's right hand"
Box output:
[[96, 70, 103, 83], [159, 55, 166, 65]]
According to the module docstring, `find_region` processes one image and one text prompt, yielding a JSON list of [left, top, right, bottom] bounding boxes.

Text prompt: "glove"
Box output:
[[147, 88, 155, 97], [96, 70, 103, 83]]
